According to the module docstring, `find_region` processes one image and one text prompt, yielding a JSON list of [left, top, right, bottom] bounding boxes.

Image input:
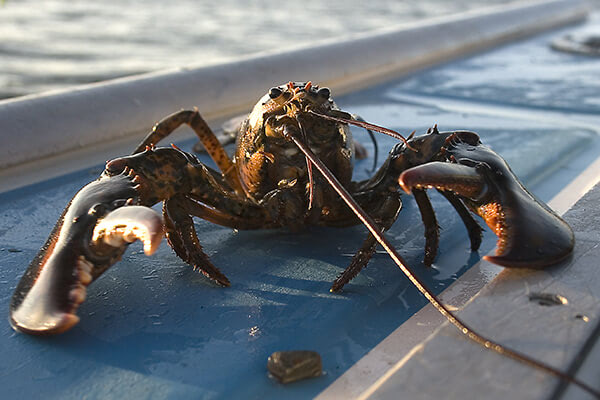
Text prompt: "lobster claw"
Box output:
[[9, 174, 164, 335], [399, 131, 574, 268]]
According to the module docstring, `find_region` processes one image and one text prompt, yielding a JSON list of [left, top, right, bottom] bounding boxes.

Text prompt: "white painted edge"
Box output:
[[549, 156, 600, 215], [316, 152, 600, 400], [0, 0, 588, 180]]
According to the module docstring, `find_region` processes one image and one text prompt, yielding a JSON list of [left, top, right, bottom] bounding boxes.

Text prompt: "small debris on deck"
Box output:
[[267, 350, 323, 384]]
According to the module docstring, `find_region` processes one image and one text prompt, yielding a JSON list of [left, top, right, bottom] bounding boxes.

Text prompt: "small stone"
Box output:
[[267, 350, 322, 384]]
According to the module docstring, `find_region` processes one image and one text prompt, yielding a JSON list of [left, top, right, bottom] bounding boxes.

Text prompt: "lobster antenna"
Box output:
[[296, 117, 315, 210], [308, 110, 417, 152], [351, 114, 379, 172], [286, 131, 600, 399]]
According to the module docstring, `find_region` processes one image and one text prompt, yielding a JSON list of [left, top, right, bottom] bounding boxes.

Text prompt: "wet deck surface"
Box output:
[[1, 14, 600, 400], [363, 181, 600, 400]]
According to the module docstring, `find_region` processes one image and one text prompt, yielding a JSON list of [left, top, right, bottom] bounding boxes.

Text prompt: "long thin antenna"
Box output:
[[296, 118, 315, 210], [309, 110, 415, 151], [287, 132, 600, 398], [351, 114, 379, 172]]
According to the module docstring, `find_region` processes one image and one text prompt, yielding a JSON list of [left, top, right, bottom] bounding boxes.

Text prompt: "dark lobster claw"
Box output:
[[9, 174, 164, 335], [399, 131, 574, 268]]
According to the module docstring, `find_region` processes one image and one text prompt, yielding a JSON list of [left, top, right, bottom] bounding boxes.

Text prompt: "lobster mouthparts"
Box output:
[[399, 131, 574, 268], [9, 174, 164, 335]]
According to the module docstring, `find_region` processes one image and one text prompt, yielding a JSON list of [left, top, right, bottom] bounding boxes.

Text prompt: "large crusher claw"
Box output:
[[399, 131, 574, 268]]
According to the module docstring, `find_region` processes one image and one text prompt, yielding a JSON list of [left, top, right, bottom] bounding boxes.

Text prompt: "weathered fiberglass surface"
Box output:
[[1, 20, 600, 400]]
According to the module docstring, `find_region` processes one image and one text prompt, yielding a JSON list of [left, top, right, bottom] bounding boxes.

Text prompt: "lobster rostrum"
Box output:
[[10, 82, 594, 396]]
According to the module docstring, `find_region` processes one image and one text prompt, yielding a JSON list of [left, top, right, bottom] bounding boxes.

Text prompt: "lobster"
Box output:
[[10, 81, 596, 397]]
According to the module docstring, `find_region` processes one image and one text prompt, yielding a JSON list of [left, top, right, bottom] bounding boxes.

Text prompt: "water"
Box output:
[[0, 0, 512, 100]]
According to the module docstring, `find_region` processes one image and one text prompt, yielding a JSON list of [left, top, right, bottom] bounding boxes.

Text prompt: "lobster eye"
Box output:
[[269, 87, 283, 99], [317, 87, 331, 98]]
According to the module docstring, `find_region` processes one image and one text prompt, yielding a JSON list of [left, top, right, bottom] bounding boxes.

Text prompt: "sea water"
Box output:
[[0, 0, 511, 99]]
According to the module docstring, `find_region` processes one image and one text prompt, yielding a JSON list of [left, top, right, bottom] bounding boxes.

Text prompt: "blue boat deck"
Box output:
[[1, 7, 599, 400]]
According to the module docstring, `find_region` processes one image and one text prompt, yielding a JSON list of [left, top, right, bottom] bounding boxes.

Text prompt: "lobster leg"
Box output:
[[413, 188, 440, 266], [406, 188, 483, 267], [438, 189, 483, 252], [162, 183, 284, 288], [331, 193, 401, 292], [163, 196, 231, 287], [185, 194, 277, 230], [134, 109, 244, 195]]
